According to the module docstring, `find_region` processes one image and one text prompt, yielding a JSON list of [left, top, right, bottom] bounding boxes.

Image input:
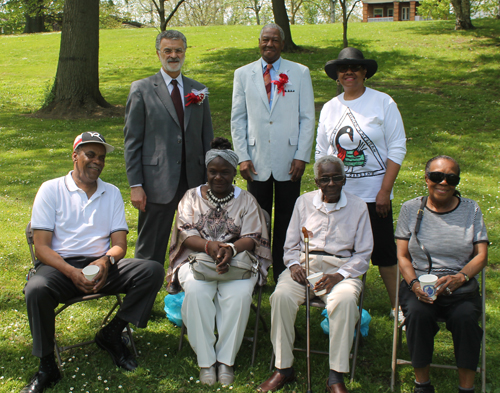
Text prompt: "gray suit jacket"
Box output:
[[124, 72, 213, 205]]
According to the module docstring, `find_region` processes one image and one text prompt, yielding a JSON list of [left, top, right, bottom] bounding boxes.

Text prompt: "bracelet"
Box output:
[[224, 242, 238, 256], [458, 271, 470, 282], [204, 240, 211, 254], [408, 278, 419, 291]]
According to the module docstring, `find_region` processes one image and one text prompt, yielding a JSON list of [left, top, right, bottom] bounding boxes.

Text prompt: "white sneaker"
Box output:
[[390, 307, 404, 323]]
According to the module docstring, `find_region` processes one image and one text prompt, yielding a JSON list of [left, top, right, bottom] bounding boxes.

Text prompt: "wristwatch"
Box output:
[[458, 271, 469, 282], [224, 243, 238, 256], [105, 254, 115, 265]]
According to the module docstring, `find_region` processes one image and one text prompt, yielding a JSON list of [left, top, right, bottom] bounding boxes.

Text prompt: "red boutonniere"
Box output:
[[185, 87, 209, 106], [272, 73, 290, 96]]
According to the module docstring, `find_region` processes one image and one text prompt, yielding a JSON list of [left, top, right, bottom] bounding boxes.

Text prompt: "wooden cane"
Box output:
[[302, 227, 312, 393]]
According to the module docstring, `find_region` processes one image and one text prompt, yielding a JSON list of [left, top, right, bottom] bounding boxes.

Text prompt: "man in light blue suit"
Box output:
[[231, 23, 315, 282]]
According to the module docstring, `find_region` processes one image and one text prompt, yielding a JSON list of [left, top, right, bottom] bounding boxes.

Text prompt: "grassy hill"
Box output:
[[0, 19, 499, 392]]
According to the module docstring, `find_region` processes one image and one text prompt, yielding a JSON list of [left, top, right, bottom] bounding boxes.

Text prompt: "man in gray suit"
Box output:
[[231, 24, 315, 282], [124, 30, 213, 265]]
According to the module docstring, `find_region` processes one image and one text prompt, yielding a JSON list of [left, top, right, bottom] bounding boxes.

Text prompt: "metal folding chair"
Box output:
[[25, 222, 137, 366], [269, 273, 367, 383], [390, 264, 486, 392]]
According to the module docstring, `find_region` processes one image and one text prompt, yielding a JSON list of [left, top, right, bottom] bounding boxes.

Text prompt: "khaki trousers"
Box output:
[[179, 262, 258, 367], [270, 255, 363, 372]]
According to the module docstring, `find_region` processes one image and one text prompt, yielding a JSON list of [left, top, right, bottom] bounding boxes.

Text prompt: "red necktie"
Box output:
[[264, 64, 272, 102], [171, 79, 184, 131]]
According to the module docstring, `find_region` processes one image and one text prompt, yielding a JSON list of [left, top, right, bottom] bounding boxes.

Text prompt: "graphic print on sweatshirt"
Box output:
[[329, 108, 386, 178]]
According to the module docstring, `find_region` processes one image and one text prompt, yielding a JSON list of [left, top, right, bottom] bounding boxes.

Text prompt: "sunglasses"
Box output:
[[427, 171, 460, 186], [317, 175, 345, 185], [337, 64, 364, 73]]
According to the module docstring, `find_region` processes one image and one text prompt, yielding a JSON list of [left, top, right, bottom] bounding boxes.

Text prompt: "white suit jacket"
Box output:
[[231, 58, 315, 182]]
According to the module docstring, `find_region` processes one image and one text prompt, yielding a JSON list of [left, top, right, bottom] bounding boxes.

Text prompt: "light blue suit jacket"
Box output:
[[231, 58, 315, 182]]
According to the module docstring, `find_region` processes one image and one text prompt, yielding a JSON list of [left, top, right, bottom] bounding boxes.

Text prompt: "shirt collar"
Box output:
[[313, 189, 347, 211], [261, 57, 281, 73], [160, 68, 183, 89], [65, 171, 105, 197]]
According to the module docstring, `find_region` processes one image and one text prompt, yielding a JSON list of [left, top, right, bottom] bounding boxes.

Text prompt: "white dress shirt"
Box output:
[[160, 68, 185, 106], [284, 189, 373, 279], [261, 57, 281, 109]]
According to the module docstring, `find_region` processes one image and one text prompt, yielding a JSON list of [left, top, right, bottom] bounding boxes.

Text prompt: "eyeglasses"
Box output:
[[427, 171, 460, 186], [337, 64, 364, 73], [161, 48, 185, 55], [317, 175, 345, 185]]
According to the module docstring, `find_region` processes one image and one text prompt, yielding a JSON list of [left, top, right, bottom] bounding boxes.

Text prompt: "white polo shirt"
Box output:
[[31, 172, 128, 259]]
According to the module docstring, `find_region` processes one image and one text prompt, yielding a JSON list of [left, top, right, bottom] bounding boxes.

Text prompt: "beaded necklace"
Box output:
[[207, 188, 234, 212]]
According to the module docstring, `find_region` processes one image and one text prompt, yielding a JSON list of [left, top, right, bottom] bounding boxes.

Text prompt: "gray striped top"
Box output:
[[395, 196, 488, 277]]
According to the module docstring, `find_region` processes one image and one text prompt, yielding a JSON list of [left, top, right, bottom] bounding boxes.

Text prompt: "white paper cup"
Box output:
[[307, 272, 326, 296], [419, 274, 438, 300], [82, 265, 100, 281]]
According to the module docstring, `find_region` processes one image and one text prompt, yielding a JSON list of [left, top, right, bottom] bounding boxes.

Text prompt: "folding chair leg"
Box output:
[[178, 323, 186, 352], [390, 269, 402, 392], [54, 342, 63, 367], [125, 324, 138, 357], [251, 286, 263, 366], [350, 273, 366, 383]]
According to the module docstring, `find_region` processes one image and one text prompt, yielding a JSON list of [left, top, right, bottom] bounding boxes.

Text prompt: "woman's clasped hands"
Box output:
[[206, 241, 234, 274]]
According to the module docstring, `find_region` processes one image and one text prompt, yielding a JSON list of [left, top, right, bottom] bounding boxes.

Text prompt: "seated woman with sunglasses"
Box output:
[[315, 47, 407, 321], [395, 155, 488, 393]]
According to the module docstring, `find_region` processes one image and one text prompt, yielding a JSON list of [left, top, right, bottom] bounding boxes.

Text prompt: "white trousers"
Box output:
[[178, 262, 258, 367], [270, 255, 363, 372]]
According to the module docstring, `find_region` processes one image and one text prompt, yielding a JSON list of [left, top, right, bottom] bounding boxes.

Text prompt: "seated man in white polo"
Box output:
[[22, 132, 165, 393], [257, 156, 373, 393]]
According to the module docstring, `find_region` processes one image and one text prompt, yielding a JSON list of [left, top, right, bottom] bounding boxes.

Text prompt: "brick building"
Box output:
[[362, 0, 421, 22]]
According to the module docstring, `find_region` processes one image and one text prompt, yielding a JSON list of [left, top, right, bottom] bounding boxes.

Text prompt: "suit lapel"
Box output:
[[270, 61, 289, 115], [250, 61, 271, 113], [183, 76, 192, 131], [153, 72, 182, 129]]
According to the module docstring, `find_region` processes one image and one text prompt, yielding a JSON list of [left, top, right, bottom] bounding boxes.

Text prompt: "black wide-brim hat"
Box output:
[[325, 47, 378, 80]]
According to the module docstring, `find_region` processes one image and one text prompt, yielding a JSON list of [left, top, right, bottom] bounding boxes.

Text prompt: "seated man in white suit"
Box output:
[[231, 23, 315, 282], [257, 156, 373, 393]]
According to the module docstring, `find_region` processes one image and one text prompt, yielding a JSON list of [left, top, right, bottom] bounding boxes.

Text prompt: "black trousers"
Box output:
[[399, 280, 483, 371], [247, 176, 301, 282], [366, 202, 397, 267], [24, 257, 165, 358], [135, 173, 189, 265]]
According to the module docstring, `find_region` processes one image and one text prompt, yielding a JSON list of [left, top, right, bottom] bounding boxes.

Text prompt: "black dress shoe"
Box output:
[[95, 330, 138, 371], [21, 370, 62, 393]]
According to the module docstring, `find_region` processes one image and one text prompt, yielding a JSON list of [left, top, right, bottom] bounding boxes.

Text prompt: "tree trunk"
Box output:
[[341, 0, 348, 47], [23, 0, 46, 33], [37, 0, 111, 118], [329, 0, 336, 23], [164, 0, 186, 28], [152, 0, 166, 31], [271, 0, 299, 51], [450, 0, 474, 30]]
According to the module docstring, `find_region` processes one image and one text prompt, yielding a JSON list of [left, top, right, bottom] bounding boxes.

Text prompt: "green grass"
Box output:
[[1, 19, 499, 392]]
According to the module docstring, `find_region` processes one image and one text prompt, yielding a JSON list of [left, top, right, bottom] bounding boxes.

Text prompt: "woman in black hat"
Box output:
[[315, 47, 407, 323]]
